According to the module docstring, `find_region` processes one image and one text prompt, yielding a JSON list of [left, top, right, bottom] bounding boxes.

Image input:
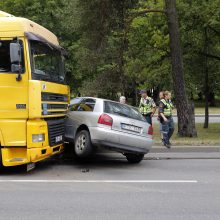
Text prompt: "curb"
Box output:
[[151, 145, 220, 153], [154, 114, 220, 117]]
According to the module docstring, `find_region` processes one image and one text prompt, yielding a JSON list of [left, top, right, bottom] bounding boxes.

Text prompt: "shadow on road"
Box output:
[[0, 152, 147, 175]]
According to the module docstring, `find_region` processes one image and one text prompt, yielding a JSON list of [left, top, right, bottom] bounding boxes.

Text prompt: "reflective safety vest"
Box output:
[[139, 97, 155, 115], [160, 99, 173, 116]]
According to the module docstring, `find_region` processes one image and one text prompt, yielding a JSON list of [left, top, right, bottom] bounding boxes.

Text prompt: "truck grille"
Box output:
[[41, 92, 69, 116], [46, 118, 65, 146], [42, 92, 68, 102], [46, 104, 68, 109]]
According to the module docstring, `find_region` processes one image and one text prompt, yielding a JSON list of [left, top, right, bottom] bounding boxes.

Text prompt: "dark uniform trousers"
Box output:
[[143, 113, 152, 125], [161, 116, 174, 144]]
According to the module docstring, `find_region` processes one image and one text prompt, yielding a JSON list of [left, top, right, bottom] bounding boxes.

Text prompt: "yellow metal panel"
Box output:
[[0, 16, 59, 46], [27, 119, 49, 148], [40, 81, 69, 95], [2, 148, 28, 166], [0, 31, 24, 38], [0, 11, 14, 17], [0, 37, 29, 119], [28, 144, 64, 163], [0, 129, 4, 146], [29, 80, 42, 118], [0, 82, 28, 119], [2, 144, 64, 166], [0, 120, 26, 146], [0, 12, 69, 167]]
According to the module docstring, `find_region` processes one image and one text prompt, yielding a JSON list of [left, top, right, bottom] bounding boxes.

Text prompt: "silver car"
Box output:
[[65, 97, 153, 163]]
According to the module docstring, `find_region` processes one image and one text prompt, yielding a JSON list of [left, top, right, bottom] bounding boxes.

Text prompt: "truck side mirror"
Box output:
[[10, 42, 21, 63], [10, 42, 22, 81]]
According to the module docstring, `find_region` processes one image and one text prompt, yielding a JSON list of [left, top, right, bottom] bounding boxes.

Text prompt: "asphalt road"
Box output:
[[0, 152, 220, 220]]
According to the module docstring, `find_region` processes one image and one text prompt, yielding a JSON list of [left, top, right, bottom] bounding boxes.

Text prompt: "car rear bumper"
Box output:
[[90, 126, 153, 154]]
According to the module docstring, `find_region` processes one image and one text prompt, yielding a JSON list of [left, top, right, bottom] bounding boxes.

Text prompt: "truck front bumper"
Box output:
[[1, 144, 64, 167]]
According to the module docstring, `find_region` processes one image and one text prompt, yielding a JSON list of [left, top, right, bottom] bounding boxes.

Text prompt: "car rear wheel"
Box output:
[[125, 153, 144, 163], [74, 130, 93, 158]]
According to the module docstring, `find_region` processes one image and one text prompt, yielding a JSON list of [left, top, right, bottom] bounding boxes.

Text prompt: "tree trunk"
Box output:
[[118, 0, 126, 95], [165, 0, 197, 137], [204, 27, 209, 128], [209, 92, 216, 107]]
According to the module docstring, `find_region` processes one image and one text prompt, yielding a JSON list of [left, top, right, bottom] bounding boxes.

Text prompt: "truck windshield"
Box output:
[[0, 40, 25, 73], [30, 40, 65, 84]]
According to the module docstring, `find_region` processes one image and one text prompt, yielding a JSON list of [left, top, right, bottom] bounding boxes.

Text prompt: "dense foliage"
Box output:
[[1, 0, 219, 103]]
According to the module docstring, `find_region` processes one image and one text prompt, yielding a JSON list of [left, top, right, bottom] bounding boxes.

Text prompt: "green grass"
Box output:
[[172, 107, 220, 115], [153, 123, 220, 146]]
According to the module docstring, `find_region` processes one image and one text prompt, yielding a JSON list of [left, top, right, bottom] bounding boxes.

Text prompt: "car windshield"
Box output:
[[104, 101, 146, 122], [69, 98, 96, 112], [70, 98, 83, 106], [30, 40, 65, 84]]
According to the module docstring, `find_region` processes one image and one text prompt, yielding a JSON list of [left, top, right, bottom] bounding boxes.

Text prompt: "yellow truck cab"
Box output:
[[0, 11, 69, 168]]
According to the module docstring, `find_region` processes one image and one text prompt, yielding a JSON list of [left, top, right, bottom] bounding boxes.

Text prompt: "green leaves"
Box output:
[[1, 0, 219, 99]]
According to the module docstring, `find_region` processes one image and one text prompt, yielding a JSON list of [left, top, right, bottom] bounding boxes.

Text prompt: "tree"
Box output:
[[178, 0, 220, 128], [1, 0, 219, 133], [126, 0, 198, 136], [165, 0, 197, 137]]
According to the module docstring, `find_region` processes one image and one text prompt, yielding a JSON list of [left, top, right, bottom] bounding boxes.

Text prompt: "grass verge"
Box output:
[[172, 107, 220, 115], [153, 123, 220, 146]]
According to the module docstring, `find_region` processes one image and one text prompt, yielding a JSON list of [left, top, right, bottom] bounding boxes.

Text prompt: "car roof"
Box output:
[[70, 97, 137, 109], [71, 97, 121, 104]]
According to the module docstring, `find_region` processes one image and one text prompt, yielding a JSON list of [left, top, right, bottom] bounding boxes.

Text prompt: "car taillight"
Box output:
[[98, 114, 113, 127], [148, 125, 153, 135]]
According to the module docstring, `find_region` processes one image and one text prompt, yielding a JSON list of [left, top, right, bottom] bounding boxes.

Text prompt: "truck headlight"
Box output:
[[32, 134, 45, 143]]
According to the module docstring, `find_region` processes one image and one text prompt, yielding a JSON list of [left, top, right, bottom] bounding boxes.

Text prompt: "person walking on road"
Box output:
[[159, 91, 174, 148], [139, 89, 156, 125]]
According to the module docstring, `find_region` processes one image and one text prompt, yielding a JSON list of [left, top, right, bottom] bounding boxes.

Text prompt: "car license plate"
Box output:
[[55, 135, 63, 143], [121, 124, 141, 133]]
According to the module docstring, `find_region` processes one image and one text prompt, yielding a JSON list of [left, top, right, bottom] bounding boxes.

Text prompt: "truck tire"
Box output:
[[125, 153, 144, 164], [74, 130, 93, 158]]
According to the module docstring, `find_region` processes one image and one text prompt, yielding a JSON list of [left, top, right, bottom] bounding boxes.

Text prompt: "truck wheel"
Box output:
[[74, 130, 93, 158], [125, 153, 144, 164]]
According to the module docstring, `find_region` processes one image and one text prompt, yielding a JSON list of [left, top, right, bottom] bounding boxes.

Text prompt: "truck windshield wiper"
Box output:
[[34, 69, 47, 76]]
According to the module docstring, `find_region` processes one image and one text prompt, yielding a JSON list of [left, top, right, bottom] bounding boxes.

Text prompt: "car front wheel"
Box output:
[[74, 130, 93, 158], [125, 153, 144, 163]]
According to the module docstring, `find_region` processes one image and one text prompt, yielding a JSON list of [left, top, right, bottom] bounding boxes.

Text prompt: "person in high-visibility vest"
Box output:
[[139, 89, 156, 125], [159, 91, 174, 148], [157, 91, 165, 141]]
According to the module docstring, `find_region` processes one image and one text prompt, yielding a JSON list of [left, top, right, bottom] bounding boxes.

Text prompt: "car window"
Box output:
[[70, 98, 82, 106], [69, 98, 96, 112], [69, 98, 82, 111], [104, 101, 146, 121]]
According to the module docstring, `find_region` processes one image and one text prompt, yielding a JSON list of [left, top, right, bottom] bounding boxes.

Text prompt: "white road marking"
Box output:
[[0, 180, 198, 183]]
